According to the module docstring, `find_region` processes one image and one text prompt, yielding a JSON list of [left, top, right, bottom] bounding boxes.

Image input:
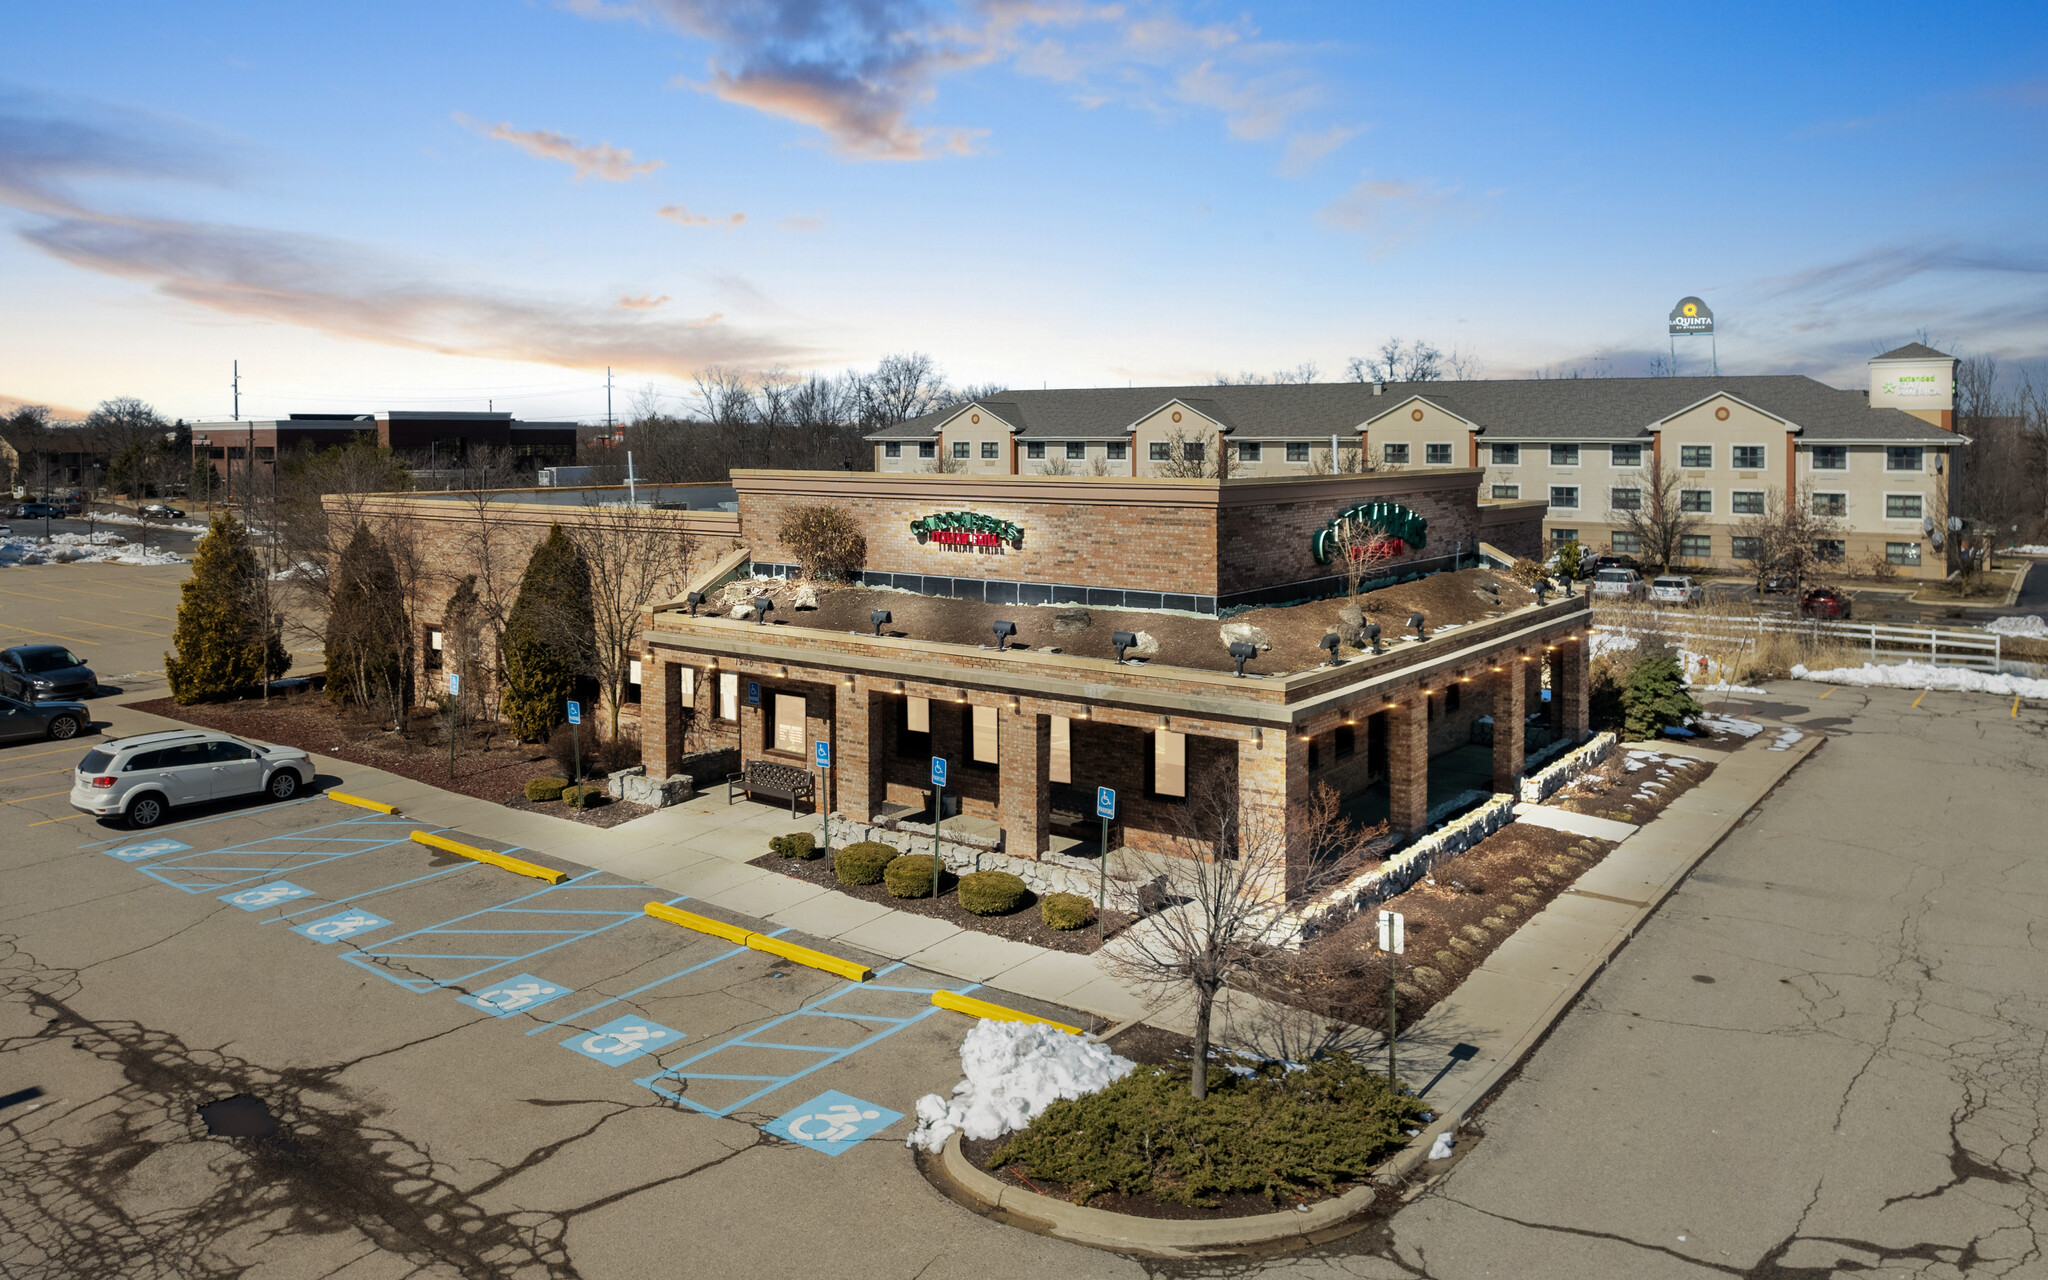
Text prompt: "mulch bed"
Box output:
[[1548, 748, 1716, 825], [1263, 822, 1617, 1030], [748, 846, 1135, 955]]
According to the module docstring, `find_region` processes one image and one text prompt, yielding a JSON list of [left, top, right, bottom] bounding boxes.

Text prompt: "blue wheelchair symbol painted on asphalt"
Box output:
[[764, 1090, 903, 1156], [561, 1016, 685, 1065], [456, 974, 572, 1018], [105, 839, 191, 862], [291, 909, 393, 944], [219, 881, 315, 911]]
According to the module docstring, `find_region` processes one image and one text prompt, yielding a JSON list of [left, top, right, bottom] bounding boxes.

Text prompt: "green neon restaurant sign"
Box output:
[[1311, 500, 1427, 565], [910, 511, 1024, 548]]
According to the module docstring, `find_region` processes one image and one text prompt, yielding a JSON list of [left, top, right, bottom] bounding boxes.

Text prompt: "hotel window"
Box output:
[[1551, 528, 1579, 547], [884, 442, 901, 459], [1150, 730, 1186, 799], [1679, 489, 1712, 513], [625, 659, 641, 704], [1811, 492, 1847, 517], [1610, 443, 1643, 467], [1105, 441, 1127, 460], [981, 441, 999, 459], [1334, 725, 1355, 758], [1383, 442, 1410, 465], [772, 694, 806, 755], [1679, 534, 1712, 560], [1287, 442, 1310, 462], [1732, 445, 1766, 470], [1815, 539, 1846, 562], [425, 626, 443, 670], [970, 704, 998, 765], [1490, 443, 1520, 465], [918, 442, 936, 459], [1886, 542, 1922, 566], [1027, 441, 1045, 459], [1066, 441, 1086, 460], [1549, 485, 1579, 509], [1885, 493, 1924, 520], [1611, 532, 1642, 554], [1731, 490, 1765, 515], [1238, 442, 1262, 462], [1181, 441, 1204, 462], [1049, 716, 1071, 785], [898, 695, 931, 758], [1681, 445, 1712, 469], [952, 441, 970, 459], [1609, 487, 1642, 512], [1490, 484, 1520, 499], [1426, 442, 1453, 465], [1811, 446, 1847, 470], [1550, 444, 1579, 467], [718, 672, 739, 721], [1149, 442, 1170, 461], [1886, 447, 1924, 472], [1730, 535, 1763, 561]]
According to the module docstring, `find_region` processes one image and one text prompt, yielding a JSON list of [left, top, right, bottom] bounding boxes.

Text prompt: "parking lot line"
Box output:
[[134, 814, 434, 892], [10, 742, 109, 764], [260, 862, 477, 923], [1, 625, 95, 646], [76, 794, 324, 847], [1, 790, 71, 806], [0, 766, 86, 781], [27, 812, 91, 827], [61, 615, 165, 638], [522, 931, 787, 1038], [1912, 690, 1929, 708]]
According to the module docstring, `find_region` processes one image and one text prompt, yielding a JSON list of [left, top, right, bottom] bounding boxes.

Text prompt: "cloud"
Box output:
[[1277, 121, 1364, 176], [618, 293, 670, 309], [1317, 176, 1466, 251], [0, 87, 234, 217], [656, 204, 746, 227], [456, 113, 663, 180], [1758, 240, 2048, 309], [778, 213, 828, 231]]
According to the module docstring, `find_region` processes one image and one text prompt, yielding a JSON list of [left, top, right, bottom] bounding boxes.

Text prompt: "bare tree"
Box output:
[[856, 352, 951, 427], [1610, 462, 1700, 573], [1210, 362, 1320, 386], [565, 497, 693, 741], [1344, 339, 1480, 384], [1308, 442, 1370, 475], [1153, 429, 1223, 478], [1325, 514, 1401, 598], [1731, 483, 1844, 598]]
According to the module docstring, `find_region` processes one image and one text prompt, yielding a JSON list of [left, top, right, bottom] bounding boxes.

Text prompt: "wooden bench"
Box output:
[[726, 759, 815, 815]]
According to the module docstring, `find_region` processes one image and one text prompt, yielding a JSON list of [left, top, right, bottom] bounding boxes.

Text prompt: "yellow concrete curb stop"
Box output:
[[328, 791, 399, 815], [929, 990, 1083, 1035], [410, 830, 566, 884], [641, 902, 874, 981]]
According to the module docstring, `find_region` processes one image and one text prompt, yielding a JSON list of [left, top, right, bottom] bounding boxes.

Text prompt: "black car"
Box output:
[[0, 645, 99, 702], [138, 503, 186, 519], [0, 693, 88, 743]]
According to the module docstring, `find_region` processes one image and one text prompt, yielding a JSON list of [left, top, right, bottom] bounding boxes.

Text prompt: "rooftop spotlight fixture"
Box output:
[[1364, 621, 1383, 654], [870, 609, 892, 636], [1533, 579, 1549, 605], [1319, 633, 1343, 665], [1228, 641, 1258, 678], [752, 596, 774, 624], [991, 620, 1017, 650], [1112, 631, 1138, 664], [1408, 611, 1428, 640], [685, 590, 707, 616]]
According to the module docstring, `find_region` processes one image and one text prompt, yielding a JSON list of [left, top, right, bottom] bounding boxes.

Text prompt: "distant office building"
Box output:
[[190, 411, 580, 491]]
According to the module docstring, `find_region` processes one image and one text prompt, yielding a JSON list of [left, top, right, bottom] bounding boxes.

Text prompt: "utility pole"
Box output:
[[232, 359, 239, 421], [606, 367, 614, 433]]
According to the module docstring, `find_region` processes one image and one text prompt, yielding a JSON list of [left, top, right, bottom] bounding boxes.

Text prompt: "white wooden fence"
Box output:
[[1594, 610, 2004, 672]]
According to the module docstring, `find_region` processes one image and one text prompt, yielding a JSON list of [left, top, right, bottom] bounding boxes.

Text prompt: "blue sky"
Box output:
[[3, 1, 2043, 422]]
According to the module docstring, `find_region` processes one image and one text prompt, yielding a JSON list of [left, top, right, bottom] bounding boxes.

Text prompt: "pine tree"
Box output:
[[501, 525, 593, 742], [325, 524, 406, 714], [1620, 653, 1703, 741], [165, 511, 289, 704]]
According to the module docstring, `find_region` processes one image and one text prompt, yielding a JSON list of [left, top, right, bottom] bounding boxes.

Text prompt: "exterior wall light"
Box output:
[[752, 596, 774, 624], [1228, 641, 1258, 677], [1112, 631, 1138, 663], [685, 591, 706, 616], [1007, 695, 1020, 713], [871, 610, 893, 636], [992, 620, 1017, 650]]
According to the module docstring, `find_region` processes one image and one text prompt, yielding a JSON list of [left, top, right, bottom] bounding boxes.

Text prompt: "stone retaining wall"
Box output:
[[1519, 731, 1616, 802]]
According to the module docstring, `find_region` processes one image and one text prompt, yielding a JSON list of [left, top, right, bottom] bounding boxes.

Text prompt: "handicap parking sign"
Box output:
[[814, 739, 831, 770], [764, 1090, 903, 1156], [291, 909, 392, 944], [930, 756, 947, 788], [219, 881, 315, 911], [1096, 786, 1116, 819], [456, 974, 572, 1018], [560, 1015, 684, 1065], [105, 839, 190, 862]]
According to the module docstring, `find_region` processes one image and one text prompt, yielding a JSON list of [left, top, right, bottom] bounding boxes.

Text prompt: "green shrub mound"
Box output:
[[770, 832, 818, 859], [989, 1052, 1427, 1207], [834, 841, 901, 886], [885, 853, 955, 898], [957, 870, 1029, 916], [562, 784, 603, 809], [1040, 892, 1095, 931], [525, 777, 569, 802]]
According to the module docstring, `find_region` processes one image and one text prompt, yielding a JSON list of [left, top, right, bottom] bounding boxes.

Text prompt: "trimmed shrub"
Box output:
[[525, 776, 569, 802], [166, 511, 290, 704], [502, 525, 594, 742], [778, 504, 867, 581], [1040, 892, 1095, 931], [562, 784, 603, 809], [1621, 651, 1704, 741], [958, 870, 1029, 916], [834, 841, 901, 886], [770, 832, 819, 860], [885, 854, 956, 898]]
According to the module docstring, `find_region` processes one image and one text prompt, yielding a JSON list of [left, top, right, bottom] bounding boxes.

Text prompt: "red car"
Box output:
[[1799, 586, 1853, 620]]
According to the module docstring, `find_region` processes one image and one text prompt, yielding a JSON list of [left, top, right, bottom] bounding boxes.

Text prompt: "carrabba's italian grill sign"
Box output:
[[909, 511, 1023, 551]]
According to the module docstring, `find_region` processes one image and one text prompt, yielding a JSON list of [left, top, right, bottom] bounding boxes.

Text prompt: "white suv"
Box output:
[[71, 730, 315, 828]]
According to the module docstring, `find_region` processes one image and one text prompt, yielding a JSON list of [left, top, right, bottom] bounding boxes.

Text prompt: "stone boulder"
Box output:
[[793, 585, 820, 609], [1128, 630, 1160, 658], [609, 772, 692, 807], [729, 604, 754, 620], [1219, 621, 1272, 651], [1339, 603, 1366, 628], [1053, 608, 1092, 633]]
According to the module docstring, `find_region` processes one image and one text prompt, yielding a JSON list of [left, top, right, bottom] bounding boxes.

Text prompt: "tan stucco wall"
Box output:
[[936, 407, 1016, 476], [1364, 398, 1471, 471], [1131, 402, 1221, 477]]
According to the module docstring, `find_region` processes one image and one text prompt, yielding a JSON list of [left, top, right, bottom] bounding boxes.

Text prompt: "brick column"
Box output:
[[997, 711, 1051, 859], [738, 685, 764, 766], [838, 688, 886, 822], [1388, 694, 1430, 835], [1236, 729, 1306, 895], [1559, 639, 1590, 741], [1523, 655, 1543, 742], [645, 660, 680, 779], [1492, 662, 1525, 795], [1547, 650, 1565, 738]]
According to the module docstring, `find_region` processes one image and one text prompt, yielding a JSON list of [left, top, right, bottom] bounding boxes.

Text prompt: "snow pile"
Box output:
[[1428, 1132, 1456, 1160], [905, 1019, 1134, 1153], [2013, 545, 2048, 555], [1985, 615, 2048, 639], [0, 534, 184, 567], [1591, 631, 1639, 659], [1768, 728, 1804, 751], [1695, 681, 1766, 694], [1792, 662, 2048, 699], [1694, 713, 1762, 738], [86, 510, 209, 534]]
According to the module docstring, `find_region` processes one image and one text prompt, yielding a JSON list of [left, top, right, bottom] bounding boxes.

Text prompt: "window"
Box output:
[[1149, 442, 1170, 462], [1383, 442, 1410, 465], [1681, 445, 1712, 469], [1446, 683, 1461, 712], [898, 695, 931, 758], [1812, 492, 1846, 517], [1886, 493, 1923, 520], [1238, 442, 1262, 463], [1066, 441, 1086, 460], [1105, 441, 1127, 460], [1811, 445, 1847, 470], [626, 659, 641, 704], [1181, 441, 1204, 462], [425, 625, 443, 670], [1552, 528, 1579, 547], [1334, 725, 1355, 758], [1679, 489, 1712, 513], [1026, 441, 1045, 459], [1550, 444, 1579, 467], [773, 694, 806, 755], [1609, 487, 1642, 512], [918, 442, 936, 459], [256, 446, 276, 461], [1491, 443, 1520, 465], [884, 442, 901, 459], [1049, 716, 1071, 784], [227, 446, 246, 460], [1610, 443, 1643, 467], [1815, 539, 1846, 562], [1886, 447, 1923, 472], [971, 704, 998, 765], [1730, 535, 1763, 561], [1731, 490, 1765, 515], [718, 672, 739, 721], [1491, 484, 1520, 499], [1307, 737, 1320, 773], [209, 446, 225, 459], [1732, 445, 1766, 470], [679, 666, 696, 709], [952, 441, 970, 459], [207, 741, 254, 763], [1886, 542, 1922, 566], [981, 441, 999, 459], [1679, 534, 1712, 560], [1151, 730, 1186, 798], [1549, 485, 1580, 509], [1287, 442, 1310, 462], [1611, 532, 1642, 554], [1426, 442, 1453, 465]]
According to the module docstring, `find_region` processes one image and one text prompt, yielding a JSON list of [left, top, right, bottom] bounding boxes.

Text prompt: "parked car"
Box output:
[[1590, 567, 1647, 600], [1648, 575, 1705, 606], [0, 693, 88, 743], [1591, 553, 1641, 576], [13, 501, 63, 519], [0, 645, 98, 702], [138, 503, 186, 520], [1800, 586, 1854, 620], [70, 729, 315, 828], [1762, 571, 1797, 595]]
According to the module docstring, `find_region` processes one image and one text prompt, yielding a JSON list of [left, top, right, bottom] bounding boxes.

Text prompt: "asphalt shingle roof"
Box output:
[[1872, 342, 1954, 362]]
